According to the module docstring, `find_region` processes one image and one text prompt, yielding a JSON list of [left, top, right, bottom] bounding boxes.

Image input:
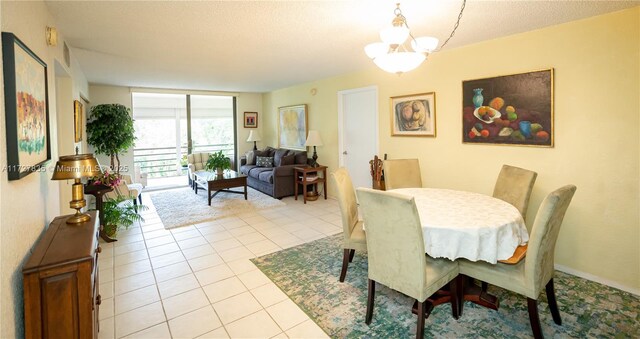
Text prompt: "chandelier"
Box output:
[[365, 1, 466, 74]]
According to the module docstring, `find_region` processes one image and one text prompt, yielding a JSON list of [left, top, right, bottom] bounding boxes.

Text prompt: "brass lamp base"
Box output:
[[67, 211, 91, 224]]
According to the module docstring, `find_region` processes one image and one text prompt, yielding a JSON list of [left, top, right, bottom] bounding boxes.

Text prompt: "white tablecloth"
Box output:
[[392, 188, 529, 264]]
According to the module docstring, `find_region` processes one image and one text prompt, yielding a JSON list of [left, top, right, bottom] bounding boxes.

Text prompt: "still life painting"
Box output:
[[390, 92, 436, 137], [462, 69, 553, 147], [278, 104, 307, 151], [2, 32, 50, 180]]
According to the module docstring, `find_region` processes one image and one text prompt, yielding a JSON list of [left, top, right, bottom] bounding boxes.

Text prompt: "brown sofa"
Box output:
[[240, 147, 309, 199]]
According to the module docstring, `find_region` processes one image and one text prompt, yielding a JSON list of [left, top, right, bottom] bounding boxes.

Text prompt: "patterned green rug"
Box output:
[[251, 235, 639, 338]]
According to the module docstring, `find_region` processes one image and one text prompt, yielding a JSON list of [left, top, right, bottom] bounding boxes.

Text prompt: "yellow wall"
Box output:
[[263, 8, 640, 292], [0, 1, 89, 337]]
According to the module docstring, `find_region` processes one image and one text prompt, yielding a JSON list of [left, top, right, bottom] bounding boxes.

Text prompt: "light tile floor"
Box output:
[[98, 191, 341, 339]]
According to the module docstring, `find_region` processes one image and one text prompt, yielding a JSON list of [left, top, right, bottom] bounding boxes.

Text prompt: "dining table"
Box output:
[[390, 187, 530, 311]]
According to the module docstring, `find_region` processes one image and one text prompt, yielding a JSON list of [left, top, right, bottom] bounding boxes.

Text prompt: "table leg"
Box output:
[[244, 183, 247, 200], [294, 179, 298, 200], [460, 275, 499, 314], [208, 186, 212, 206], [302, 181, 307, 204]]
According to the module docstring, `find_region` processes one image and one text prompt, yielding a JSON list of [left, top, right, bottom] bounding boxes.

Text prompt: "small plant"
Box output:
[[205, 151, 231, 173], [180, 154, 188, 167], [91, 170, 122, 188], [102, 195, 147, 237]]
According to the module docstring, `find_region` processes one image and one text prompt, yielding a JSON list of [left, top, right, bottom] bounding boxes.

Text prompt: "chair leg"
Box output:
[[366, 279, 375, 325], [349, 249, 355, 262], [339, 249, 350, 282], [133, 198, 138, 212], [546, 279, 562, 325], [527, 298, 544, 339], [138, 194, 142, 205], [450, 278, 459, 320], [457, 275, 465, 317], [416, 299, 427, 339]]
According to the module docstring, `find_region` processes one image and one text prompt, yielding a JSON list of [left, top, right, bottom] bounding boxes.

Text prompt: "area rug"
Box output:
[[150, 187, 285, 229], [251, 235, 640, 338]]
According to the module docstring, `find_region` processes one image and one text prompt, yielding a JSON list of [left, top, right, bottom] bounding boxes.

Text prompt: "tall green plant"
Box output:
[[86, 104, 135, 173]]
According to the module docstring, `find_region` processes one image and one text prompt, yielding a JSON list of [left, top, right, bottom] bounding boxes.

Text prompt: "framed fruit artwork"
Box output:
[[462, 69, 553, 147]]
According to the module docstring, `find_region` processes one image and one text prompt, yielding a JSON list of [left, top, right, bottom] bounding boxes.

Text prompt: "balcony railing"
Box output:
[[134, 143, 234, 178]]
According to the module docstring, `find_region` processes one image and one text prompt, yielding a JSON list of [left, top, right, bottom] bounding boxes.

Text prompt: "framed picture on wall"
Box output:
[[390, 92, 436, 137], [244, 111, 258, 128], [278, 104, 308, 151], [462, 69, 554, 147], [74, 100, 83, 142], [2, 32, 51, 180]]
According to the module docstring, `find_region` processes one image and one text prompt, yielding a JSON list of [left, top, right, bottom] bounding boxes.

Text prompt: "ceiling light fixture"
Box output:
[[365, 1, 466, 74]]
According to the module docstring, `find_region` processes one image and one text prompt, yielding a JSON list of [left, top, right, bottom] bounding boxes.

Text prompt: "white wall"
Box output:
[[0, 1, 89, 338]]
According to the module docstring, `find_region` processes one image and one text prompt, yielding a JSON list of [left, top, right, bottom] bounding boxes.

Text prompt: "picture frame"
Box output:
[[390, 92, 436, 137], [462, 69, 554, 147], [74, 99, 83, 142], [243, 111, 258, 128], [277, 104, 308, 151], [2, 32, 51, 180]]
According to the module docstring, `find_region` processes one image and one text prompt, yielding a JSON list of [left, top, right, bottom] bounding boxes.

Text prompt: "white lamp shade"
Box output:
[[247, 130, 261, 142], [411, 36, 439, 53], [373, 52, 426, 74], [364, 42, 389, 59], [380, 25, 409, 45], [304, 130, 323, 147]]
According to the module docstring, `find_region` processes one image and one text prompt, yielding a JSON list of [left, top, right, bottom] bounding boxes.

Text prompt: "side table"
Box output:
[[294, 165, 328, 204], [85, 184, 116, 242]]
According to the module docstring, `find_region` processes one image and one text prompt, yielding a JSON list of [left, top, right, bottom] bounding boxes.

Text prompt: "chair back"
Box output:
[[356, 187, 428, 300], [187, 153, 210, 171], [383, 159, 422, 190], [493, 165, 538, 222], [331, 168, 360, 244], [524, 185, 576, 295]]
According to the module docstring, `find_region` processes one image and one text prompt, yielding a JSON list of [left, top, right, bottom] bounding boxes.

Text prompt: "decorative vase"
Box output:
[[472, 88, 484, 108], [216, 168, 224, 176], [519, 121, 532, 138]]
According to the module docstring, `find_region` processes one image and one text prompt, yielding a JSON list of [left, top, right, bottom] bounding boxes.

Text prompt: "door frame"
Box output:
[[337, 85, 379, 167]]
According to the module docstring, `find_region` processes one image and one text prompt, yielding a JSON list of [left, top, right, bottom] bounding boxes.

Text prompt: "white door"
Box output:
[[338, 86, 378, 189]]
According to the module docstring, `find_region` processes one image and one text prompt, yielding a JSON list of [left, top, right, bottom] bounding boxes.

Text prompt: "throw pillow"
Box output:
[[254, 150, 269, 158], [274, 149, 289, 167], [281, 154, 295, 166], [294, 151, 308, 165], [256, 156, 274, 168], [245, 150, 255, 165]]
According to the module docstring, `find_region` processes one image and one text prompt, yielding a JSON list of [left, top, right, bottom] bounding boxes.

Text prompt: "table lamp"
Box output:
[[51, 153, 101, 224], [247, 130, 261, 151], [304, 130, 323, 167]]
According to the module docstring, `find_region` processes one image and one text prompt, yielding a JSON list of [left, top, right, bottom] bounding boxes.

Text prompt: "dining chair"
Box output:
[[356, 187, 459, 339], [459, 185, 577, 339], [493, 164, 538, 222], [330, 168, 367, 282], [383, 159, 422, 190], [481, 164, 538, 291]]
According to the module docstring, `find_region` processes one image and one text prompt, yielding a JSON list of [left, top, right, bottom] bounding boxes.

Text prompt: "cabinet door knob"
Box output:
[[96, 294, 102, 305], [96, 246, 102, 254]]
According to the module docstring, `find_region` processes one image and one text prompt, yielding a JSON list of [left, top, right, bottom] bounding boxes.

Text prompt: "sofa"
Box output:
[[240, 147, 309, 199]]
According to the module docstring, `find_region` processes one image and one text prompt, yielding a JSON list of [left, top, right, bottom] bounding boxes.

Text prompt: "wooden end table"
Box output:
[[194, 170, 247, 206], [294, 165, 328, 204], [84, 184, 116, 243]]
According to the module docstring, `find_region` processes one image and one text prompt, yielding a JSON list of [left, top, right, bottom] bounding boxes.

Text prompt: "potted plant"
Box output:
[[102, 195, 147, 238], [205, 150, 231, 175], [86, 104, 136, 174]]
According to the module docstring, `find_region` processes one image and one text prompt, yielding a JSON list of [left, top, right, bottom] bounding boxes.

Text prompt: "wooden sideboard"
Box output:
[[23, 211, 101, 339]]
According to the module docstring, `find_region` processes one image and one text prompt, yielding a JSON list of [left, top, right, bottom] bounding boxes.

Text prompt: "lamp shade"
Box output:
[[51, 154, 101, 180], [247, 130, 262, 142], [304, 130, 323, 147]]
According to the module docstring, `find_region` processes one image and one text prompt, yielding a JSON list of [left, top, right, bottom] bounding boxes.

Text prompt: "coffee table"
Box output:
[[193, 170, 247, 206]]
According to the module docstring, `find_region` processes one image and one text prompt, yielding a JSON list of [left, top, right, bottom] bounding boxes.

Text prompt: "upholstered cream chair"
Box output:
[[331, 168, 367, 282], [459, 185, 577, 339], [493, 164, 538, 222], [383, 159, 422, 190], [187, 153, 210, 189], [100, 165, 143, 206], [356, 188, 459, 339]]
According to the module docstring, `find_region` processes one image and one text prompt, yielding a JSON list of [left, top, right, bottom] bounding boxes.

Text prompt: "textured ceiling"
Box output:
[[44, 0, 639, 93]]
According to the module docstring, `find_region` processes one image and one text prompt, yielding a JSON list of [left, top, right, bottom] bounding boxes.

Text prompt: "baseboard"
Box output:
[[555, 264, 640, 296]]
